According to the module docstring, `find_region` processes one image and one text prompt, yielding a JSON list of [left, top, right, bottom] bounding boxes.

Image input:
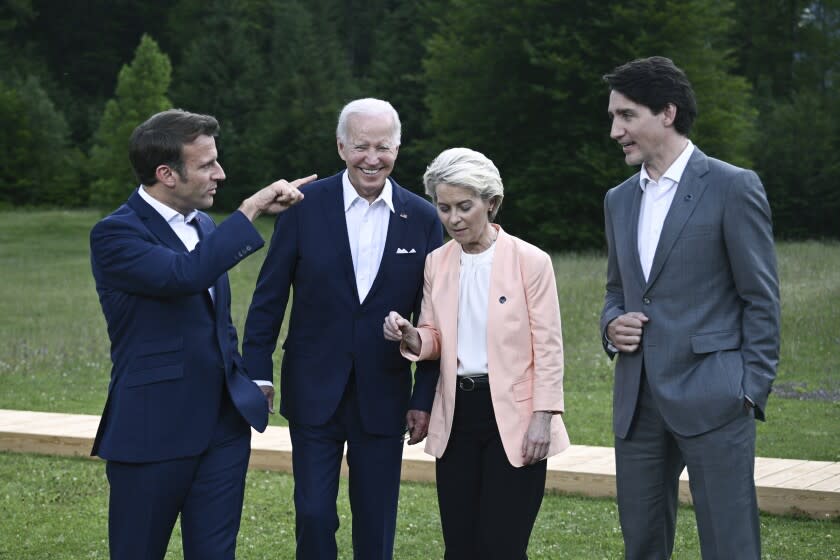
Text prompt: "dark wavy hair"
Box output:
[[603, 56, 697, 135], [129, 109, 220, 186]]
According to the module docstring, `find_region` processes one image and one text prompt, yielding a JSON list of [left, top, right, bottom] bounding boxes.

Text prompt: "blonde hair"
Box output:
[[423, 147, 504, 221]]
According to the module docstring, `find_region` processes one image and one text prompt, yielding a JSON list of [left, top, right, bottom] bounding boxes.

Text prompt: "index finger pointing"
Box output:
[[290, 174, 318, 189]]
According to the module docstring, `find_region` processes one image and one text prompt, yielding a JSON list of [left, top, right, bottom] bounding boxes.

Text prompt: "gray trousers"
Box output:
[[615, 372, 760, 560]]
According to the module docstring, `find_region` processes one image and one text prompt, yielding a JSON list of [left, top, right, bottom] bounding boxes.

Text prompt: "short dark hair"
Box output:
[[129, 109, 220, 186], [603, 56, 697, 135]]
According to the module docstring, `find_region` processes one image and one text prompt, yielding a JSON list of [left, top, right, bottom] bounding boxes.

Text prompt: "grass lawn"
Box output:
[[0, 209, 838, 557], [1, 452, 837, 559]]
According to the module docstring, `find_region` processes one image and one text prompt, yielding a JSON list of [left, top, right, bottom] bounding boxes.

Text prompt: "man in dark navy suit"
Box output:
[[243, 98, 443, 559], [90, 109, 315, 559]]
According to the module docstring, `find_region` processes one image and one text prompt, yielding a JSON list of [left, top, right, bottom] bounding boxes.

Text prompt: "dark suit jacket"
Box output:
[[90, 189, 269, 462], [600, 147, 780, 438], [242, 173, 443, 435]]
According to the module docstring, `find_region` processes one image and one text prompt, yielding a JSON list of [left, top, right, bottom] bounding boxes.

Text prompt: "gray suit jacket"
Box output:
[[600, 147, 780, 439]]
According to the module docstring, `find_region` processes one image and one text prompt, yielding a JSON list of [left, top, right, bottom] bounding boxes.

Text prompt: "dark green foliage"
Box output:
[[733, 0, 840, 239], [422, 0, 755, 249], [755, 92, 840, 239], [0, 0, 837, 243], [88, 35, 172, 209], [171, 0, 355, 207], [0, 75, 83, 207]]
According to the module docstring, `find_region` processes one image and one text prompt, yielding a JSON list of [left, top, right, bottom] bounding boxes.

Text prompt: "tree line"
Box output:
[[1, 0, 838, 250]]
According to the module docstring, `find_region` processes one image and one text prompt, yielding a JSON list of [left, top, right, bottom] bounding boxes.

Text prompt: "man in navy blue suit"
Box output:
[[243, 98, 443, 559], [90, 109, 316, 559]]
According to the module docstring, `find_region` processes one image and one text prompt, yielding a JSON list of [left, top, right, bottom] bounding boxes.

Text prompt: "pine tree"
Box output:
[[88, 34, 171, 209]]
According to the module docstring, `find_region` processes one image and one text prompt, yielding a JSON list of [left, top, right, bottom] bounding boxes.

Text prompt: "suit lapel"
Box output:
[[127, 190, 188, 252], [192, 214, 227, 314], [626, 183, 647, 290], [440, 242, 461, 375], [321, 176, 358, 297], [645, 149, 710, 288]]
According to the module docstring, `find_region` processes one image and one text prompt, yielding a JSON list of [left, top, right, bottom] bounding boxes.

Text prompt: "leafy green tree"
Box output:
[[172, 0, 356, 208], [364, 0, 441, 192], [0, 75, 83, 207], [246, 0, 357, 182], [733, 0, 840, 238], [88, 34, 172, 209], [755, 92, 839, 238], [169, 0, 275, 207], [424, 0, 757, 250]]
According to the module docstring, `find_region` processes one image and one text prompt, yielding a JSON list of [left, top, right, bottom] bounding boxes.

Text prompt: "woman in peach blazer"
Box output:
[[384, 148, 569, 559]]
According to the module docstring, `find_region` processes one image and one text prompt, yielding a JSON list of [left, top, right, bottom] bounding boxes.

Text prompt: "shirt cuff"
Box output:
[[254, 380, 273, 388]]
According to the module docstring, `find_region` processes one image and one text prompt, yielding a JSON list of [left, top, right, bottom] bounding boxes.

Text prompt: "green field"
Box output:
[[0, 210, 838, 558]]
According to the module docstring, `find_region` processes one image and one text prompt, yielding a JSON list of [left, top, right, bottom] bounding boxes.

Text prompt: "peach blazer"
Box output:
[[402, 225, 570, 467]]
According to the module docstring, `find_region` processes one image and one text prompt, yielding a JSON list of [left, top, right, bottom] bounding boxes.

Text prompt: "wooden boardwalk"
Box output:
[[1, 408, 837, 519]]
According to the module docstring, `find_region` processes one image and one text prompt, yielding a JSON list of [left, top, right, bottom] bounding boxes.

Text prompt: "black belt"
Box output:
[[457, 375, 489, 391]]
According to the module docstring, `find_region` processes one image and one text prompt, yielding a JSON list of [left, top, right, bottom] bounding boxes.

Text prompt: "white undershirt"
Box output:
[[342, 171, 394, 302], [637, 141, 694, 280], [456, 243, 496, 376]]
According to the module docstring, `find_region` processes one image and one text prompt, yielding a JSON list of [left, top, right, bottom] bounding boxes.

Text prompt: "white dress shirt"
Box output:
[[456, 243, 496, 376], [637, 141, 694, 280], [138, 185, 214, 302], [343, 171, 394, 302]]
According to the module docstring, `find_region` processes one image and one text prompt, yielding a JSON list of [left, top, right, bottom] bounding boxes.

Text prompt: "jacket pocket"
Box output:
[[125, 364, 183, 387], [131, 337, 184, 371], [690, 330, 741, 354], [512, 377, 533, 402]]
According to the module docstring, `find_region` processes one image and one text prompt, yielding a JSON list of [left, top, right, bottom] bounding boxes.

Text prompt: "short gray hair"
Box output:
[[423, 147, 504, 221], [336, 98, 401, 146]]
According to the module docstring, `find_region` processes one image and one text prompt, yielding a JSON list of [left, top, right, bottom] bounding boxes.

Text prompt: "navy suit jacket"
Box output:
[[90, 189, 269, 463], [600, 148, 780, 439], [243, 173, 443, 435]]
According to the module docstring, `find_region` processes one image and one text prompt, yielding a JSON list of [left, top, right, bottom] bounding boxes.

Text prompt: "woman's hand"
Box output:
[[521, 411, 553, 465], [383, 311, 421, 355]]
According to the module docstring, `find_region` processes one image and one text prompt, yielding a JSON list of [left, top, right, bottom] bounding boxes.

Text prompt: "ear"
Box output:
[[662, 103, 678, 127], [155, 164, 178, 188], [337, 138, 347, 162]]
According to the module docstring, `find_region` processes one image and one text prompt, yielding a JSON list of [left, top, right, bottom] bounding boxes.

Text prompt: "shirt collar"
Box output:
[[341, 170, 395, 213], [639, 140, 694, 191], [138, 185, 198, 225]]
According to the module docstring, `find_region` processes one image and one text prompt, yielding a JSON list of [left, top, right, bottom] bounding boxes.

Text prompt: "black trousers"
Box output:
[[435, 385, 547, 560]]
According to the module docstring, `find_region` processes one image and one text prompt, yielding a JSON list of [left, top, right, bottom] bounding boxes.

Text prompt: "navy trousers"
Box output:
[[106, 390, 251, 560], [289, 377, 404, 560]]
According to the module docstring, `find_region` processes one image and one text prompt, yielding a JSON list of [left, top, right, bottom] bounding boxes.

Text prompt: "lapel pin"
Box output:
[[400, 212, 408, 219]]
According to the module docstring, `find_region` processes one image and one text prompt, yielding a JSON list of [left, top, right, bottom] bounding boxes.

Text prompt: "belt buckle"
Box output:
[[458, 376, 476, 391]]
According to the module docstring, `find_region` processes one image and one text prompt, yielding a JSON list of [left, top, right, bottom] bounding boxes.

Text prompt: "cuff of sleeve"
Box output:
[[254, 380, 274, 388]]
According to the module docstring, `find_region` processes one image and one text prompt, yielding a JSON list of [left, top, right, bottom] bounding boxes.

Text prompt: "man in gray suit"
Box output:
[[600, 56, 780, 559]]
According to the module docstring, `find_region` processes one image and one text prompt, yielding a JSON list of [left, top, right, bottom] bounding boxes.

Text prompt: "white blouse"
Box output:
[[456, 242, 496, 376]]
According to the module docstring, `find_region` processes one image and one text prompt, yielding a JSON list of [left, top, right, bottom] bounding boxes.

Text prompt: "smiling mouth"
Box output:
[[360, 168, 381, 176]]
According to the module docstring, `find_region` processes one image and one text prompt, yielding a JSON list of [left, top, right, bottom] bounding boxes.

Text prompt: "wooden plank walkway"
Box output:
[[1, 408, 837, 519]]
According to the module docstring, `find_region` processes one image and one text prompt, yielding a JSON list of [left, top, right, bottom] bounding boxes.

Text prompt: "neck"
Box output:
[[462, 224, 497, 254], [644, 137, 689, 182]]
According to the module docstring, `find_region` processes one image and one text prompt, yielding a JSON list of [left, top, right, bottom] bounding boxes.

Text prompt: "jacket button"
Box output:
[[643, 297, 651, 305]]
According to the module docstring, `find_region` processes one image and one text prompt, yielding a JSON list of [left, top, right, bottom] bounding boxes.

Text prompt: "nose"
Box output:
[[363, 148, 380, 164], [610, 120, 623, 140], [213, 161, 226, 181]]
